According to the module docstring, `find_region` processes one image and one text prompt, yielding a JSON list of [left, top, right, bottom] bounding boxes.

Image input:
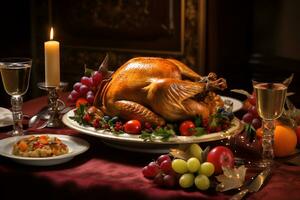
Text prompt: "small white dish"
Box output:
[[0, 134, 89, 166], [221, 96, 243, 112], [0, 107, 13, 127]]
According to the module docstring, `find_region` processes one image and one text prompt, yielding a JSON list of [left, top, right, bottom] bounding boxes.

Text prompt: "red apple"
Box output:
[[207, 146, 234, 174]]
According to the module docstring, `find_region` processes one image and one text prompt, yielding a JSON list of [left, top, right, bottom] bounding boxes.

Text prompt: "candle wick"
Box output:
[[50, 27, 54, 40]]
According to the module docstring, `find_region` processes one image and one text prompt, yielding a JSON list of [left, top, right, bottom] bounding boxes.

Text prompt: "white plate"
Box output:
[[221, 96, 243, 112], [0, 107, 13, 127], [0, 134, 89, 166], [62, 109, 244, 153]]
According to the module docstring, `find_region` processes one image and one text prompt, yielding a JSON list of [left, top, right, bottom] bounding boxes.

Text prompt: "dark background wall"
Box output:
[[0, 1, 31, 107], [0, 0, 300, 108], [206, 0, 300, 105]]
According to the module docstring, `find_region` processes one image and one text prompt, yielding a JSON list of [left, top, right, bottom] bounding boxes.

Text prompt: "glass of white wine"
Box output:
[[253, 81, 287, 167], [0, 58, 32, 136]]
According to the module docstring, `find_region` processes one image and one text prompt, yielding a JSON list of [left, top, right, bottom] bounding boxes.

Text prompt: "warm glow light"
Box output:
[[45, 26, 60, 86], [50, 27, 54, 40]]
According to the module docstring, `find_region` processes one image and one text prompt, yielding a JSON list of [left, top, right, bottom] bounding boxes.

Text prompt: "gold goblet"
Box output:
[[253, 81, 287, 167], [0, 58, 32, 136]]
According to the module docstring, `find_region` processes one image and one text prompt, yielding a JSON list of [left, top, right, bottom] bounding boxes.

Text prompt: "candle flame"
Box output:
[[50, 27, 54, 40]]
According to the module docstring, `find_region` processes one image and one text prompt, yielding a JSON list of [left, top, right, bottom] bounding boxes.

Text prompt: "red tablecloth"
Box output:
[[1, 93, 300, 200]]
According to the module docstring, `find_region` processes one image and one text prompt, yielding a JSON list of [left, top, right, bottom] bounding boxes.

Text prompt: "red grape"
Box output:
[[248, 95, 256, 106], [68, 94, 76, 102], [70, 90, 80, 101], [143, 162, 160, 179], [86, 95, 94, 104], [160, 159, 172, 174], [167, 170, 178, 178], [79, 84, 89, 95], [87, 90, 94, 96], [153, 173, 164, 186], [249, 106, 259, 118], [142, 166, 152, 178], [251, 118, 262, 129], [81, 76, 93, 88], [92, 71, 103, 87], [163, 174, 176, 188], [242, 112, 254, 123], [157, 154, 171, 165], [73, 82, 82, 92]]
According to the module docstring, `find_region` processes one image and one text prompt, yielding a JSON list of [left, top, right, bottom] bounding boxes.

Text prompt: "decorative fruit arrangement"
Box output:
[[142, 144, 237, 191], [256, 124, 297, 157], [233, 88, 299, 157], [70, 102, 234, 142], [240, 92, 262, 129], [68, 70, 103, 105]]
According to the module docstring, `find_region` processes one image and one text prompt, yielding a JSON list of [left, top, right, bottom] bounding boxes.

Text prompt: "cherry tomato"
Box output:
[[76, 98, 88, 108], [124, 120, 142, 134], [179, 120, 196, 136]]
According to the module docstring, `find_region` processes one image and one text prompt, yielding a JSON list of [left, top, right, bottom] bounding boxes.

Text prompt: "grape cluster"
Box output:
[[142, 144, 215, 191], [68, 71, 103, 104], [142, 154, 177, 188], [172, 144, 214, 190], [242, 93, 262, 129]]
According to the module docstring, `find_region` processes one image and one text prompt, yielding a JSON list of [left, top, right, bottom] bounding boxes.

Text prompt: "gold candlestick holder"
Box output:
[[37, 82, 68, 128]]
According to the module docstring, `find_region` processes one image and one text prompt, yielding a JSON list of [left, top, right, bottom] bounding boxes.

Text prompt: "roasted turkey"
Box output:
[[94, 57, 227, 126]]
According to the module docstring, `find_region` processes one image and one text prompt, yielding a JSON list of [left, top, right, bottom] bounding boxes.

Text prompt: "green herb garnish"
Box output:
[[194, 127, 207, 136], [140, 127, 176, 142], [245, 123, 256, 142], [194, 116, 202, 127], [69, 104, 90, 126]]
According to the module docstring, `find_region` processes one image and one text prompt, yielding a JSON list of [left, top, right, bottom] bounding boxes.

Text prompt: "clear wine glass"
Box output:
[[0, 58, 32, 136], [253, 81, 287, 167]]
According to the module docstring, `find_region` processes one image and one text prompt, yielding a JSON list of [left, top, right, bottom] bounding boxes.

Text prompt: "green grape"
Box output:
[[189, 144, 203, 162], [194, 174, 210, 190], [198, 162, 215, 177], [187, 157, 201, 173], [172, 159, 188, 174], [179, 173, 195, 188]]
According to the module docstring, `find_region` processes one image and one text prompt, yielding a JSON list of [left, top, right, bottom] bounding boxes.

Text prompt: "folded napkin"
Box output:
[[0, 107, 13, 127]]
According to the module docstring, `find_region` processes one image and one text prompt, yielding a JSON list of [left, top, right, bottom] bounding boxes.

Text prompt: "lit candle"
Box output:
[[45, 27, 60, 87]]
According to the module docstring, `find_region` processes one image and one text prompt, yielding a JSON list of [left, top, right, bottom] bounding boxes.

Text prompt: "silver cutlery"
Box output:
[[230, 167, 271, 200], [28, 99, 67, 128], [30, 106, 72, 129], [28, 106, 49, 128], [60, 106, 72, 114]]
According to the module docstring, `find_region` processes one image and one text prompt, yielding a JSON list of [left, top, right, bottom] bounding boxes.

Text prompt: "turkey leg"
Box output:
[[114, 100, 166, 126]]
